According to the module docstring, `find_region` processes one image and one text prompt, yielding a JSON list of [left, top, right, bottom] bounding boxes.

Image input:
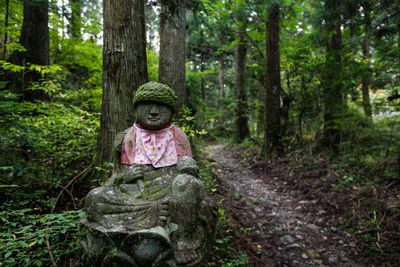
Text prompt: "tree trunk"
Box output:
[[216, 8, 226, 126], [95, 0, 148, 166], [19, 0, 49, 66], [361, 1, 372, 119], [217, 8, 225, 99], [2, 0, 9, 59], [217, 56, 225, 98], [397, 0, 400, 58], [61, 0, 65, 40], [68, 0, 83, 39], [159, 1, 187, 112], [200, 54, 206, 101], [235, 27, 250, 141], [262, 2, 281, 157], [8, 0, 49, 100], [322, 0, 343, 149]]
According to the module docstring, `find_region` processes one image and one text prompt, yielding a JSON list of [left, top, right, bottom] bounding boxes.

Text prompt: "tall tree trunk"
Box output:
[[159, 1, 187, 112], [2, 0, 9, 59], [61, 0, 65, 40], [8, 0, 49, 100], [217, 56, 225, 125], [217, 56, 225, 98], [322, 0, 344, 149], [235, 27, 250, 141], [199, 29, 206, 101], [68, 0, 83, 39], [216, 8, 225, 99], [19, 0, 49, 66], [95, 0, 148, 166], [262, 2, 281, 157], [397, 0, 400, 58], [200, 54, 206, 101], [361, 1, 372, 119], [216, 8, 226, 126]]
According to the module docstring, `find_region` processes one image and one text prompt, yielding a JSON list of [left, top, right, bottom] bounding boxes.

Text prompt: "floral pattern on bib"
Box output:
[[133, 123, 178, 168]]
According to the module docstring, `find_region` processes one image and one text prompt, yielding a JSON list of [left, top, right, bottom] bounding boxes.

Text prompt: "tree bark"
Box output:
[[68, 0, 83, 39], [95, 0, 148, 166], [2, 0, 9, 60], [159, 1, 187, 112], [216, 8, 226, 125], [397, 0, 400, 58], [322, 0, 343, 149], [361, 1, 372, 119], [235, 27, 250, 141], [217, 8, 225, 99], [262, 2, 281, 157], [200, 54, 206, 101], [217, 56, 225, 98], [19, 0, 49, 66], [7, 0, 49, 100]]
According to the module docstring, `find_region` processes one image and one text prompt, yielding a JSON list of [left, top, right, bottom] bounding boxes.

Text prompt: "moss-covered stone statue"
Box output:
[[81, 81, 217, 266]]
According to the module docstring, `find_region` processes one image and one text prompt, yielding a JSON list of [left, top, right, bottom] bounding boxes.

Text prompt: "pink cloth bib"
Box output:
[[133, 123, 178, 168]]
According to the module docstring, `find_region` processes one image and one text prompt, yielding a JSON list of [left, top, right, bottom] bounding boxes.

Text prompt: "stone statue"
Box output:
[[81, 81, 217, 266]]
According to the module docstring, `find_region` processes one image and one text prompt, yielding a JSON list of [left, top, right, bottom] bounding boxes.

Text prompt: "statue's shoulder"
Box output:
[[172, 125, 192, 158], [172, 125, 186, 136], [114, 127, 134, 148], [123, 126, 136, 143], [120, 126, 136, 166]]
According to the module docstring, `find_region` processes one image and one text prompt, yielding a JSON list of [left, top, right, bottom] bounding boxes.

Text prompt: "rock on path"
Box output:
[[207, 143, 363, 267]]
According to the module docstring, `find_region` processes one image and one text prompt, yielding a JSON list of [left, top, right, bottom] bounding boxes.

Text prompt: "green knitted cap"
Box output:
[[133, 81, 177, 111]]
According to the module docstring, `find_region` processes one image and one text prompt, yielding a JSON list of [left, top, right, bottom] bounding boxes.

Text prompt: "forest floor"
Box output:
[[206, 142, 370, 266]]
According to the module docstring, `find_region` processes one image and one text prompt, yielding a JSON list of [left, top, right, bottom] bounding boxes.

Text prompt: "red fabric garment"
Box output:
[[121, 124, 192, 166]]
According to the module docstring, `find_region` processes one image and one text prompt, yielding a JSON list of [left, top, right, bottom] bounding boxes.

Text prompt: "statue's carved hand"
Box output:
[[177, 156, 199, 177], [158, 198, 171, 226], [113, 165, 144, 185], [124, 165, 144, 183]]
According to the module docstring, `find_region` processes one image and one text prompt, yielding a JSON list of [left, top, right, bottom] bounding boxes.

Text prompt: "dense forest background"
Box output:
[[0, 0, 399, 266]]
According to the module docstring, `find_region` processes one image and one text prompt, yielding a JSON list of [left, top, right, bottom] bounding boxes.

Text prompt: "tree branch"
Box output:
[[245, 32, 265, 59]]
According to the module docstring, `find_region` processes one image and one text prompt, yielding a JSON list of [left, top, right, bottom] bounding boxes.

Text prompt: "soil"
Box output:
[[206, 142, 369, 267]]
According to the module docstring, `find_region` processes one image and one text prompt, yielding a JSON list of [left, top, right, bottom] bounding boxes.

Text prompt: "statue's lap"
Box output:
[[81, 158, 216, 266]]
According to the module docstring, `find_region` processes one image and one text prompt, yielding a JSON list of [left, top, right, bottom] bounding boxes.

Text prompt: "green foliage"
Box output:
[[198, 157, 218, 194], [0, 60, 62, 75], [335, 106, 400, 182], [52, 39, 103, 90], [0, 1, 103, 266], [0, 88, 99, 207], [174, 106, 207, 139], [147, 49, 159, 81], [0, 0, 23, 59], [0, 203, 84, 266], [210, 206, 249, 266], [173, 106, 208, 158]]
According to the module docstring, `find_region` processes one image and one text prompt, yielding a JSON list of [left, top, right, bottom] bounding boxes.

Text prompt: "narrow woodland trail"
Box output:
[[207, 143, 365, 267]]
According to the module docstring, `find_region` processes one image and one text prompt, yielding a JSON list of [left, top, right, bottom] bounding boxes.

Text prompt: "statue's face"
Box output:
[[136, 102, 172, 130]]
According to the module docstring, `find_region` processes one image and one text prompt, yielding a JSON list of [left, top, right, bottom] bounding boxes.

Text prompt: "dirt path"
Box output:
[[207, 143, 365, 266]]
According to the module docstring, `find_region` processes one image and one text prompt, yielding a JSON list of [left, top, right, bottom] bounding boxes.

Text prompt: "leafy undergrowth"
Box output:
[[0, 90, 100, 207], [0, 205, 84, 266], [0, 88, 100, 266]]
